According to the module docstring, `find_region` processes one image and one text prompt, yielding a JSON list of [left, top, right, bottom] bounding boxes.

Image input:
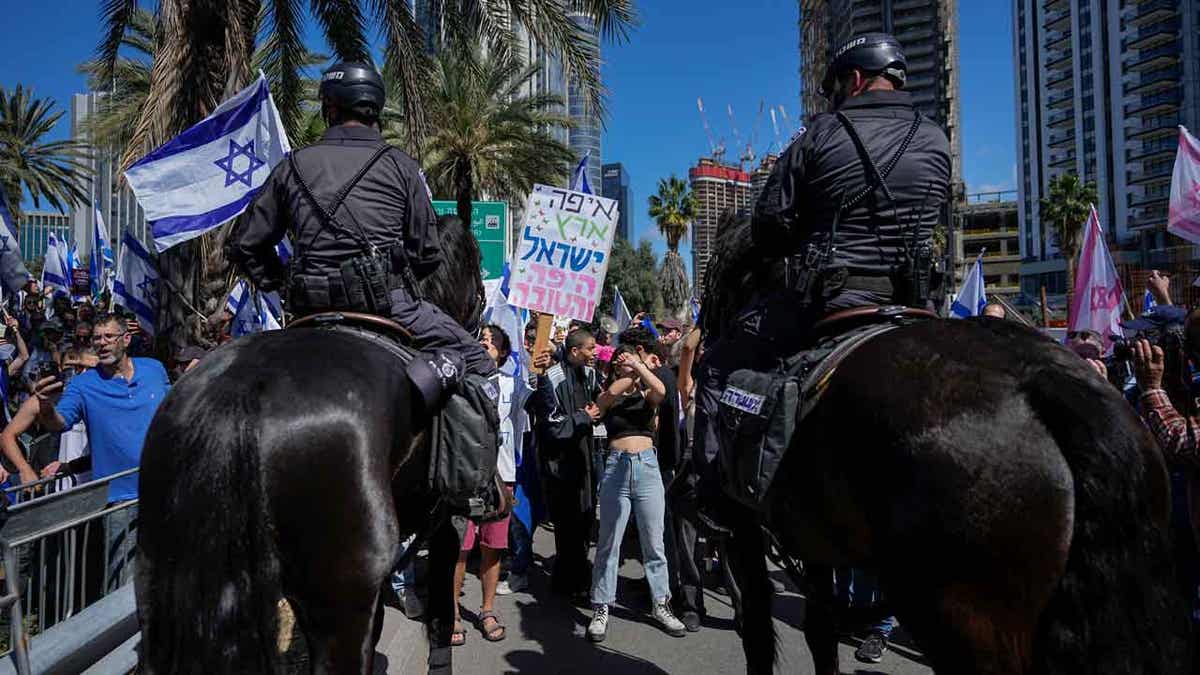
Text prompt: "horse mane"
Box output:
[[417, 214, 485, 332], [699, 209, 785, 340]]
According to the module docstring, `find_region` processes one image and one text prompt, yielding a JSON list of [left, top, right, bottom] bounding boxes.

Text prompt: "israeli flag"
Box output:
[[1143, 289, 1157, 313], [613, 285, 632, 332], [226, 279, 283, 337], [689, 297, 701, 324], [276, 235, 293, 265], [951, 255, 988, 319], [90, 204, 115, 297], [570, 151, 592, 195], [0, 192, 29, 297], [125, 73, 292, 252], [113, 232, 159, 336], [41, 232, 71, 297]]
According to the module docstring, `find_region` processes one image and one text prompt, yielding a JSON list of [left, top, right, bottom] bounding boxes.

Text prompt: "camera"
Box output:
[[36, 361, 61, 382]]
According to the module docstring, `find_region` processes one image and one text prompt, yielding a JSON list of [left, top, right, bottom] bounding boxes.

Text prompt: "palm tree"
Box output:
[[648, 175, 696, 318], [0, 86, 91, 221], [418, 43, 575, 225], [1040, 173, 1098, 306]]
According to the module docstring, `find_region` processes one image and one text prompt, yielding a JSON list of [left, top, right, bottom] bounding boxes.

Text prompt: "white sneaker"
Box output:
[[496, 573, 528, 596], [399, 590, 424, 619], [587, 604, 609, 642], [651, 600, 686, 637]]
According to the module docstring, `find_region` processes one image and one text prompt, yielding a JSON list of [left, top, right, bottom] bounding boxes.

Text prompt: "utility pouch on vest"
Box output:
[[339, 251, 393, 314], [717, 367, 800, 509], [429, 374, 501, 518]]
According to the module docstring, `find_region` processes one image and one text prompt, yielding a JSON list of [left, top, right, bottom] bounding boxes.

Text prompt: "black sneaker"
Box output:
[[855, 632, 887, 664], [681, 610, 702, 633]]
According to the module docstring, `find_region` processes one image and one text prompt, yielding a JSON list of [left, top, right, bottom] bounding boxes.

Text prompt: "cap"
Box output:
[[1120, 305, 1189, 332], [175, 345, 208, 363], [656, 318, 682, 331]]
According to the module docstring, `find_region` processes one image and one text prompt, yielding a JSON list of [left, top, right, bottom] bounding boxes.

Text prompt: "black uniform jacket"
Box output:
[[226, 125, 439, 290], [753, 90, 952, 279]]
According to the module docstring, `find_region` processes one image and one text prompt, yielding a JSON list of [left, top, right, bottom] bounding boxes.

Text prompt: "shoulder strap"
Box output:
[[290, 143, 392, 255], [835, 110, 922, 211]]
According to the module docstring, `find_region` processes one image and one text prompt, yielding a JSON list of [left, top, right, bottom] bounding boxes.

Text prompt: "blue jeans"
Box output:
[[105, 502, 138, 593], [390, 534, 418, 594], [508, 517, 533, 577], [590, 448, 671, 606]]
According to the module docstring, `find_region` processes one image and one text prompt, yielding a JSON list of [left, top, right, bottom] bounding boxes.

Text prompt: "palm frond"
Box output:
[[373, 0, 434, 151], [570, 0, 638, 43], [262, 0, 306, 138], [309, 0, 369, 62], [95, 0, 141, 83], [0, 85, 92, 219]]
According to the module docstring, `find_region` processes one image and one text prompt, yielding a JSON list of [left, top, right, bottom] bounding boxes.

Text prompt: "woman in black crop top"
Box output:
[[584, 345, 687, 642]]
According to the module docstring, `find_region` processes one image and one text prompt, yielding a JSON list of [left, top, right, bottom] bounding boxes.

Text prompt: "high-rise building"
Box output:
[[954, 191, 1022, 297], [601, 163, 632, 241], [798, 0, 963, 190], [566, 12, 602, 193], [1014, 0, 1198, 297], [71, 93, 151, 254], [689, 158, 752, 292], [749, 154, 779, 205], [18, 211, 71, 264]]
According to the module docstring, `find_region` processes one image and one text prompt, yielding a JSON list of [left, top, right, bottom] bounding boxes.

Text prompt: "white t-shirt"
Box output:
[[57, 420, 91, 490], [495, 361, 530, 483]]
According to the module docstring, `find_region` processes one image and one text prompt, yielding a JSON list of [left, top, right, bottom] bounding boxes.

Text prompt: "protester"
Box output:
[[587, 342, 685, 642], [451, 325, 518, 645], [533, 329, 600, 600], [980, 302, 1006, 319], [32, 313, 171, 590]]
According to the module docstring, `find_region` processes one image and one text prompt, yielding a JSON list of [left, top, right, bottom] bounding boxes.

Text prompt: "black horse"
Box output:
[[135, 216, 486, 674], [701, 212, 1191, 674]]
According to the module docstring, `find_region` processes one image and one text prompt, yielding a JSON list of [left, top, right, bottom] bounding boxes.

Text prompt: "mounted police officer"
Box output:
[[227, 62, 501, 483], [694, 33, 951, 530]]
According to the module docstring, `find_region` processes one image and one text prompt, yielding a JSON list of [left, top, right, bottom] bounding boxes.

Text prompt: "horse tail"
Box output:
[[1024, 368, 1190, 674], [138, 375, 285, 674], [724, 510, 777, 675]]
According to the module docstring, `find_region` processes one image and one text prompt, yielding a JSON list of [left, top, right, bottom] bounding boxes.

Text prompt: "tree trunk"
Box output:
[[455, 160, 473, 227], [1065, 255, 1076, 325]]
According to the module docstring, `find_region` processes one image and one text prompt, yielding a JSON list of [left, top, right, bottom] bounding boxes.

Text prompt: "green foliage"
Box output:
[[0, 85, 91, 219], [415, 42, 574, 224], [1040, 173, 1099, 298], [648, 175, 696, 251], [598, 238, 661, 319]]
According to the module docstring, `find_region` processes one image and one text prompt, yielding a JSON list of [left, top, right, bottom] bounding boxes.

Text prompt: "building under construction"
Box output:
[[689, 158, 752, 293], [798, 0, 963, 195]]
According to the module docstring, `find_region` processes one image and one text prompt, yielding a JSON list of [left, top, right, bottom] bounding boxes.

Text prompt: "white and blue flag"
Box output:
[[0, 192, 29, 297], [613, 285, 632, 332], [41, 232, 71, 298], [226, 279, 283, 337], [124, 73, 292, 252], [1143, 289, 1157, 313], [570, 151, 592, 195], [950, 255, 988, 319], [90, 204, 115, 298], [113, 232, 159, 336]]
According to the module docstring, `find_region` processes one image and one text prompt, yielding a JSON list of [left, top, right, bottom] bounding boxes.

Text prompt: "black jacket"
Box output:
[[753, 90, 951, 280], [533, 359, 599, 488], [226, 125, 439, 291]]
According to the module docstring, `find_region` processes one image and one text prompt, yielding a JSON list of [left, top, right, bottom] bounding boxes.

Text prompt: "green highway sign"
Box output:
[[432, 201, 510, 281]]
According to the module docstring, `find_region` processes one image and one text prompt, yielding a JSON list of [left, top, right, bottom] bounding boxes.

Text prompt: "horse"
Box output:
[[135, 214, 486, 674], [700, 212, 1191, 674]]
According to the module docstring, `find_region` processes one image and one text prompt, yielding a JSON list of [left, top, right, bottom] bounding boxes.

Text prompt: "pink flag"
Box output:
[[1068, 205, 1124, 352], [1168, 126, 1200, 244]]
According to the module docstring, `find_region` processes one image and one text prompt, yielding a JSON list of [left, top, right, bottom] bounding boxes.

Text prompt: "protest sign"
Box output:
[[508, 184, 618, 323]]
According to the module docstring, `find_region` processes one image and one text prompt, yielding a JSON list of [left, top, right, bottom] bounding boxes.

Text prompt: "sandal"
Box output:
[[478, 609, 507, 642], [450, 620, 467, 647]]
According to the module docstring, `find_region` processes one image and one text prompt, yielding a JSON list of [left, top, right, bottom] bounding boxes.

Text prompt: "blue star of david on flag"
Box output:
[[136, 274, 159, 311], [214, 139, 266, 188]]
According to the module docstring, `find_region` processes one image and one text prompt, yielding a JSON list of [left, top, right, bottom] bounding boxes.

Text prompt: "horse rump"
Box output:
[[1024, 366, 1191, 674], [136, 345, 286, 674]]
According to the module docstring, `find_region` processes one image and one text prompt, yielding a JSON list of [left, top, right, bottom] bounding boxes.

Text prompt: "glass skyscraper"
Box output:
[[601, 163, 632, 241], [567, 13, 603, 193]]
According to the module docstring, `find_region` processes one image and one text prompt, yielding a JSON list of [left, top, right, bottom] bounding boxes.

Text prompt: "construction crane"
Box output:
[[727, 104, 755, 170], [745, 99, 768, 167], [770, 107, 782, 153], [696, 97, 726, 164]]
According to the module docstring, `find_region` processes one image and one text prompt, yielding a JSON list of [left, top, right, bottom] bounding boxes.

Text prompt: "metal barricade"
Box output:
[[0, 468, 139, 675]]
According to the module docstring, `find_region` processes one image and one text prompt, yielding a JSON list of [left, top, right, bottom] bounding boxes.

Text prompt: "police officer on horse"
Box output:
[[227, 61, 498, 444], [696, 33, 952, 527]]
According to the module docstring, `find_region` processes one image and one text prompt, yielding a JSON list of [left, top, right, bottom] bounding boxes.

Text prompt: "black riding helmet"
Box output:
[[319, 62, 386, 117], [820, 32, 907, 99]]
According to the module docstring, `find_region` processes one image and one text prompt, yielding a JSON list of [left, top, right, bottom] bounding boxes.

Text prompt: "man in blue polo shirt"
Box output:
[[33, 312, 170, 590]]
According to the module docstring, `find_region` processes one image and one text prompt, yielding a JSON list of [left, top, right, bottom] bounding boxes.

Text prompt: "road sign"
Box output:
[[432, 201, 509, 281]]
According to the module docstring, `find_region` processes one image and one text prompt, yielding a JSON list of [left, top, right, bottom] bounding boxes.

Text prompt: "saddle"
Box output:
[[717, 305, 935, 509], [289, 311, 416, 359]]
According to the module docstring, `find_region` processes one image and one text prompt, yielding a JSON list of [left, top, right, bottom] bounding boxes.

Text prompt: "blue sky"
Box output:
[[1, 0, 1017, 267]]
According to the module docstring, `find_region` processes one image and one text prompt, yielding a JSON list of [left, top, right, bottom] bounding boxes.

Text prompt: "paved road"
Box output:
[[376, 526, 932, 674]]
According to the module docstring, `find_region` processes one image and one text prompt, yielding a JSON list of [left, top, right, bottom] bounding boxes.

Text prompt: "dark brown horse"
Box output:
[[701, 212, 1190, 674], [135, 216, 485, 674]]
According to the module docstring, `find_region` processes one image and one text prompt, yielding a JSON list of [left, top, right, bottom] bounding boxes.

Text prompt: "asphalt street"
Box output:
[[376, 525, 933, 674]]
